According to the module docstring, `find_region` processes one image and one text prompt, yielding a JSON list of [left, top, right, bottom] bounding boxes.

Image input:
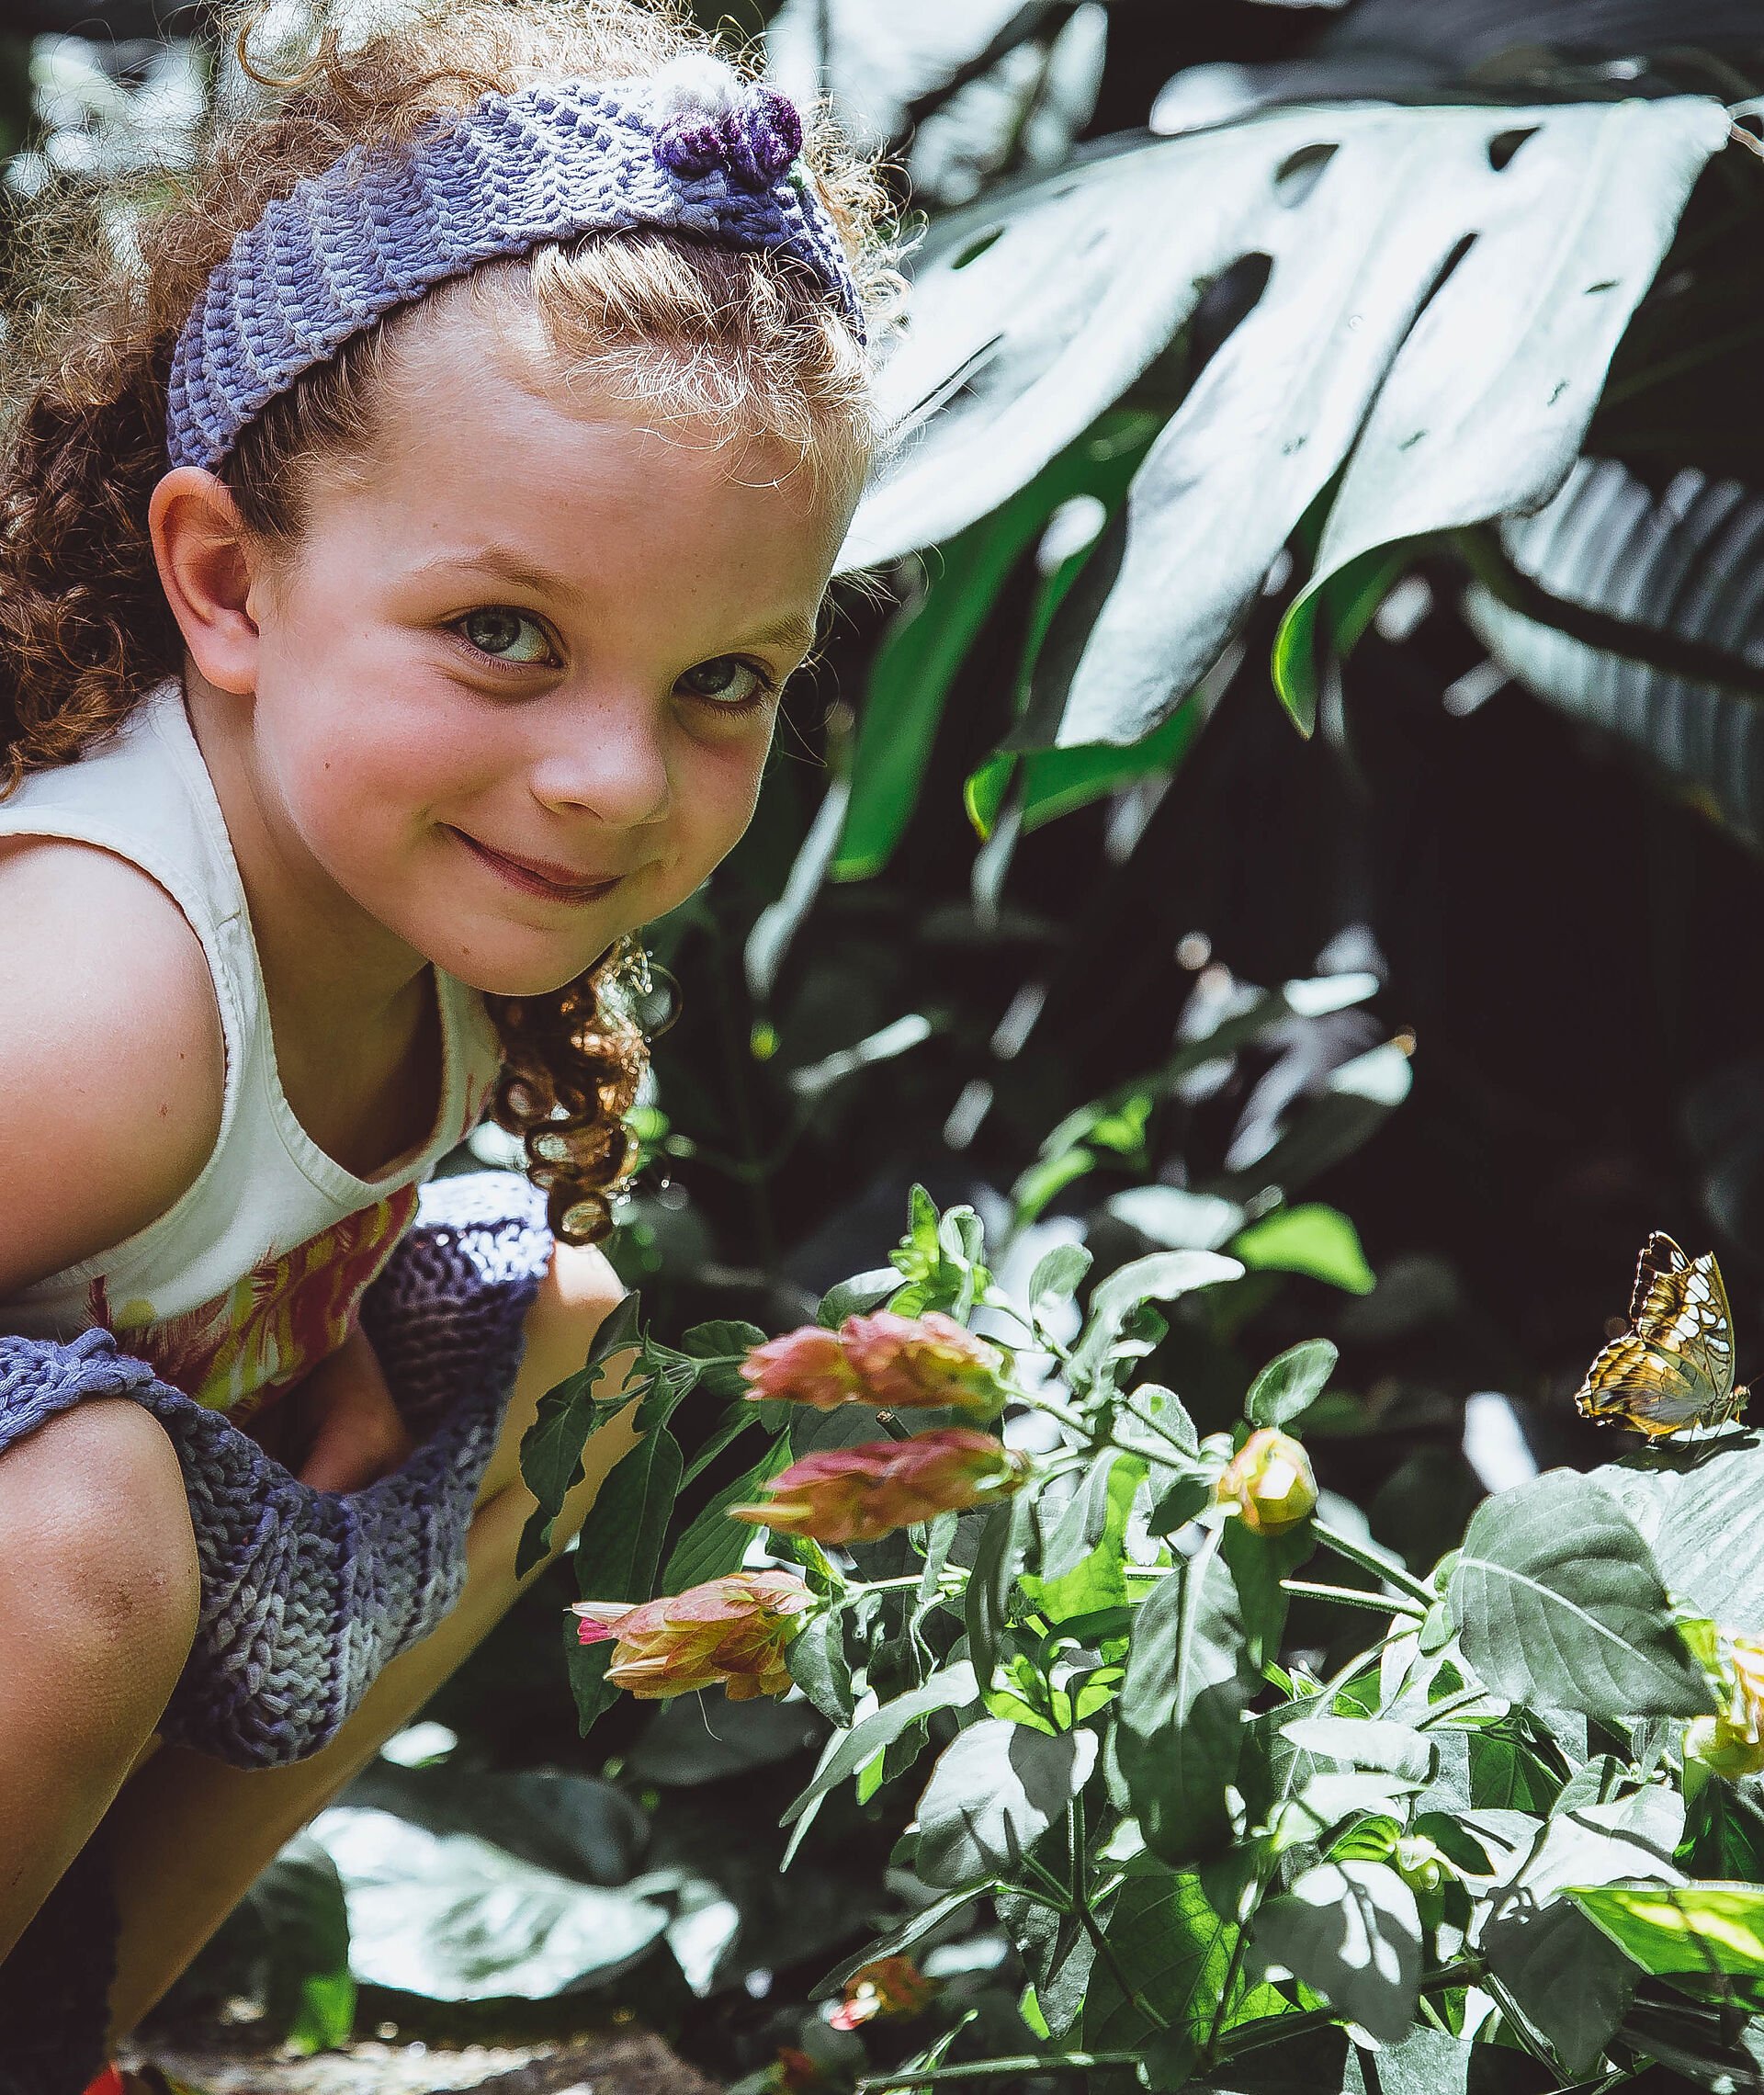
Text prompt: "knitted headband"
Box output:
[[165, 54, 864, 472]]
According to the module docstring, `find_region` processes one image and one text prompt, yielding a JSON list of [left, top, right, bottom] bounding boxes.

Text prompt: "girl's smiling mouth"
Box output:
[[447, 826, 629, 904]]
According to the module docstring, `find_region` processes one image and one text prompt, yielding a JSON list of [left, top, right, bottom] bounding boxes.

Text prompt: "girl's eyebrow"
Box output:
[[739, 611, 817, 656], [411, 545, 571, 597]]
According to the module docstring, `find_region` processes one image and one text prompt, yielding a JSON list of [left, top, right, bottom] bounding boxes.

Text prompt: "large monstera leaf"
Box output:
[[1465, 456, 1764, 851], [841, 95, 1730, 749]]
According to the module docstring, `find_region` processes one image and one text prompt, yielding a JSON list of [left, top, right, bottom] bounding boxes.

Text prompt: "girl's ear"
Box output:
[[148, 467, 264, 696]]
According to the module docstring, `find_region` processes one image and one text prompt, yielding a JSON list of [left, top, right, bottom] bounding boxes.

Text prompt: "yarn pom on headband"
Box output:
[[165, 54, 863, 474]]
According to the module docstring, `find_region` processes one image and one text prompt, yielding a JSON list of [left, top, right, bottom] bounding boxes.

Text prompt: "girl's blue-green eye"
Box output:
[[677, 656, 776, 709], [459, 606, 555, 665]]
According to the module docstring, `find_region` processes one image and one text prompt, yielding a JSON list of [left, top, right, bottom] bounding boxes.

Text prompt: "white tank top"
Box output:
[[0, 682, 506, 1418]]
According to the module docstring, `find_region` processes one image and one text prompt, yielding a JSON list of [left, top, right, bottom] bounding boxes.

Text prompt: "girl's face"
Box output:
[[227, 298, 860, 998]]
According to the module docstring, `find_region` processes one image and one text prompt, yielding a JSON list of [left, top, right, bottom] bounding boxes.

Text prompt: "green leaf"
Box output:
[[250, 1836, 355, 2049], [812, 1885, 992, 2002], [285, 1968, 356, 2055], [1032, 1451, 1146, 1630], [1081, 1869, 1272, 2063], [1029, 1241, 1092, 1313], [1491, 1787, 1685, 1928], [913, 1718, 1100, 1888], [515, 1290, 643, 1576], [786, 1608, 854, 1727], [835, 413, 1159, 878], [1447, 1469, 1714, 1718], [1070, 1250, 1244, 1391], [1244, 1341, 1337, 1433], [1279, 1717, 1432, 1783], [568, 1424, 683, 1736], [817, 1268, 900, 1327], [311, 1811, 671, 1999], [1685, 1780, 1764, 1882], [780, 1661, 981, 1828], [967, 1492, 1035, 1689], [1233, 1209, 1375, 1297], [1012, 1148, 1097, 1229], [660, 1429, 793, 1594], [1591, 1434, 1764, 1626], [1252, 1859, 1421, 2045], [678, 1400, 762, 1488], [1117, 1526, 1256, 1865], [1220, 1515, 1314, 1674], [1363, 2028, 1474, 2095], [1572, 1883, 1764, 1988], [679, 1319, 767, 1399], [1468, 1728, 1562, 1814], [1480, 1898, 1636, 2078]]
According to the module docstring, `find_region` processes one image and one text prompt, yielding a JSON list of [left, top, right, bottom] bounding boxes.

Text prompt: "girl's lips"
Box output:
[[449, 827, 626, 904]]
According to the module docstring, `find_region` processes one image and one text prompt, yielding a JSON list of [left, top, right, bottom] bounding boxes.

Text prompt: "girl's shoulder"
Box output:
[[0, 834, 224, 1297]]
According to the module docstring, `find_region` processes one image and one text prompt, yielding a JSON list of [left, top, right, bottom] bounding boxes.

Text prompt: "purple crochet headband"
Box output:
[[165, 55, 864, 472]]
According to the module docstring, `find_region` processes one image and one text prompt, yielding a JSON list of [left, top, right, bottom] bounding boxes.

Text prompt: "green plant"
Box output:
[[532, 1183, 1764, 2091]]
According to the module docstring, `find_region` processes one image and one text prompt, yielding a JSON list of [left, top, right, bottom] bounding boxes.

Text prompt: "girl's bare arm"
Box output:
[[0, 835, 223, 1298]]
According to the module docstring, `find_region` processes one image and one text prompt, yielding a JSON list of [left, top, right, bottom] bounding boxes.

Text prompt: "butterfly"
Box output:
[[1575, 1231, 1748, 1437]]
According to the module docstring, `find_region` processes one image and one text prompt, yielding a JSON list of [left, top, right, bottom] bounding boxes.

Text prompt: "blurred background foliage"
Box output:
[[13, 2, 1764, 2089]]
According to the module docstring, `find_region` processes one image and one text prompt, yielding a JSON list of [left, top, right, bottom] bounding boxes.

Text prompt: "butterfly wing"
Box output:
[[1579, 1234, 1742, 1434], [1577, 1331, 1709, 1435], [1629, 1232, 1691, 1330]]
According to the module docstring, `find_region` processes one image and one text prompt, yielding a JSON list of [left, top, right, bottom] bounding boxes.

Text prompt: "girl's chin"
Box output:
[[434, 926, 635, 1000]]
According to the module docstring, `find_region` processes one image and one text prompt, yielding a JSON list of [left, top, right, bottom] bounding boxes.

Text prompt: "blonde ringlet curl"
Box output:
[[0, 0, 901, 1245]]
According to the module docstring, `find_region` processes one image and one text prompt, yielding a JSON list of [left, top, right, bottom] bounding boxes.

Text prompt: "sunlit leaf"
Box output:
[[1253, 1859, 1421, 2044], [914, 1717, 1099, 1888], [1233, 1208, 1375, 1297], [1117, 1527, 1255, 1865], [1448, 1469, 1714, 1718]]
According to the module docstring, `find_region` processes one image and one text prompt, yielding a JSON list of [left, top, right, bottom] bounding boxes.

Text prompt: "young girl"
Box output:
[[0, 1, 890, 2079]]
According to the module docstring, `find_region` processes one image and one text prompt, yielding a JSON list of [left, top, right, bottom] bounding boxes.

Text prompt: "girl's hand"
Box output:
[[259, 1325, 414, 1493]]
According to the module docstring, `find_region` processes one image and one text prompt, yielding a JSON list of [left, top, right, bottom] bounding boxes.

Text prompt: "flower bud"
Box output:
[[730, 1428, 1031, 1546], [1394, 1834, 1445, 1895], [571, 1569, 814, 1701], [826, 1955, 940, 2031], [1213, 1427, 1317, 1536], [741, 1325, 861, 1410], [838, 1310, 1009, 1416], [1685, 1714, 1764, 1780]]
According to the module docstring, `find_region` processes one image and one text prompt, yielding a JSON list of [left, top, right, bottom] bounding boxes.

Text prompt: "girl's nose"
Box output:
[[527, 693, 673, 829]]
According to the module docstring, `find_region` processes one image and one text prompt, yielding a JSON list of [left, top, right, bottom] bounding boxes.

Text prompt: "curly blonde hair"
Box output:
[[0, 0, 898, 1243]]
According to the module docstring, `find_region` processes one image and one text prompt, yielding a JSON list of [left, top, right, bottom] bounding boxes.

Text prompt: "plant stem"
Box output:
[[1310, 1519, 1437, 1605], [854, 2055, 1143, 2089], [1280, 1577, 1428, 1620], [1214, 2006, 1336, 2058], [1064, 1794, 1171, 2034], [1415, 1686, 1491, 1729]]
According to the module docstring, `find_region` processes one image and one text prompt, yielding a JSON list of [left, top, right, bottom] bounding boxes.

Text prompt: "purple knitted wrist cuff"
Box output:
[[166, 55, 863, 472]]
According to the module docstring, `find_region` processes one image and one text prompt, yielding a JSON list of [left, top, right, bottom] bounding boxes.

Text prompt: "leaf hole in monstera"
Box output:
[[951, 226, 1005, 271], [1272, 141, 1339, 208], [1190, 252, 1273, 376], [1487, 126, 1541, 172]]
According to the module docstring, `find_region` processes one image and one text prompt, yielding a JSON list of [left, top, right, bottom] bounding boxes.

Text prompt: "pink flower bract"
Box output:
[[839, 1310, 1008, 1413], [730, 1428, 1030, 1545], [741, 1324, 861, 1409], [571, 1569, 814, 1701]]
